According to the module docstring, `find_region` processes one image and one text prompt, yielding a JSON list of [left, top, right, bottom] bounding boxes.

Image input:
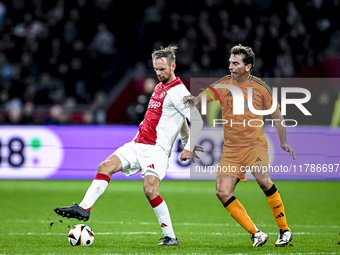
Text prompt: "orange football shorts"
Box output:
[[217, 142, 269, 182]]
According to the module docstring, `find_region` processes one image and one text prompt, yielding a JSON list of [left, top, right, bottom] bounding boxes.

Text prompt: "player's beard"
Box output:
[[158, 75, 170, 84]]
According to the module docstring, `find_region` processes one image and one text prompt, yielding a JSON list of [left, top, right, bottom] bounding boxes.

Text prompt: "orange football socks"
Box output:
[[265, 184, 289, 231], [224, 196, 257, 235]]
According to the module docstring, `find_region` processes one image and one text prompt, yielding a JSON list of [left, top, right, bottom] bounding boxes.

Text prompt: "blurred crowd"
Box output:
[[136, 0, 339, 77], [0, 0, 339, 125]]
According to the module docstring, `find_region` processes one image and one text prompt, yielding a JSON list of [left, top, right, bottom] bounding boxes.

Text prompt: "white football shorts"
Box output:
[[113, 141, 169, 180]]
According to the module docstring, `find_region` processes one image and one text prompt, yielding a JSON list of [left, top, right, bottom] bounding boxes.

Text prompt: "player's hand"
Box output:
[[183, 95, 199, 106], [180, 149, 192, 162], [180, 146, 204, 163], [192, 145, 204, 163], [281, 143, 295, 160]]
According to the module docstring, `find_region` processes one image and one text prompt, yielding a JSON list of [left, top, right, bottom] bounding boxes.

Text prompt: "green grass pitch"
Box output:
[[0, 180, 339, 254]]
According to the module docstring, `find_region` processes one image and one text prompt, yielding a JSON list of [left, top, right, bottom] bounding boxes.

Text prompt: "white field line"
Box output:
[[5, 219, 340, 229], [1, 231, 335, 236]]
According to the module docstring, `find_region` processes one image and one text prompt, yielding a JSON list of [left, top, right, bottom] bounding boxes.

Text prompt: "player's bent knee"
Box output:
[[216, 189, 233, 202], [143, 188, 152, 199], [97, 160, 121, 176], [143, 182, 159, 201], [97, 161, 110, 175], [143, 187, 158, 201], [256, 178, 273, 191]]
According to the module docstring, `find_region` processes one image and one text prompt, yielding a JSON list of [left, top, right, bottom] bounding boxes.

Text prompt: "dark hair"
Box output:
[[152, 45, 178, 64], [230, 44, 255, 70]]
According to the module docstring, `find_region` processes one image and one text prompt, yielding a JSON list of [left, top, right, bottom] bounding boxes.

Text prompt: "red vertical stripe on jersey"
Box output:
[[134, 77, 183, 145]]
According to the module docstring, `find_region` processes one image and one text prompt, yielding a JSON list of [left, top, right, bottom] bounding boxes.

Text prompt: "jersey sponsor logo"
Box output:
[[148, 99, 161, 109], [159, 91, 166, 99]]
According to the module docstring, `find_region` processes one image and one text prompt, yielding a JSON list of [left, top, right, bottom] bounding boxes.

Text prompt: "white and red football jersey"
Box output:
[[134, 77, 202, 156]]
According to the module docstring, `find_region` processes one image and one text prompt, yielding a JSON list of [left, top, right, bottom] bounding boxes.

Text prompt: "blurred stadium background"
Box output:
[[0, 0, 339, 126], [0, 0, 339, 180], [0, 1, 340, 254]]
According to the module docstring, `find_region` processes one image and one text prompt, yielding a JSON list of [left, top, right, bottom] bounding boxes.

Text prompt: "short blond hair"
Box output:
[[152, 45, 178, 64]]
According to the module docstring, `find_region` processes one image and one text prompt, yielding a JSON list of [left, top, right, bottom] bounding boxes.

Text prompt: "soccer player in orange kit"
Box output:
[[184, 44, 295, 247]]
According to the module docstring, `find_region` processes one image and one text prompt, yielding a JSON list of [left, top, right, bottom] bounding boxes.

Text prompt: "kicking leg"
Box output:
[[54, 153, 122, 221]]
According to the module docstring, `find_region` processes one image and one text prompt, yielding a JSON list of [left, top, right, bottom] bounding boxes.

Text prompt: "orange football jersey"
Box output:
[[199, 75, 279, 147]]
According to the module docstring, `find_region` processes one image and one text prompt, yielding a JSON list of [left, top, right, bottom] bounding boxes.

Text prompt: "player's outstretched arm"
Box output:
[[179, 90, 204, 163], [271, 109, 296, 160], [183, 95, 201, 108]]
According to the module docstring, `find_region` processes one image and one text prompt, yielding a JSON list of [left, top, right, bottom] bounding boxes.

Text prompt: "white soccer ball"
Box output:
[[68, 224, 94, 246]]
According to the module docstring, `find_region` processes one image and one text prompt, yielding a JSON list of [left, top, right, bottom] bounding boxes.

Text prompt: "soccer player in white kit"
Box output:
[[54, 45, 204, 246]]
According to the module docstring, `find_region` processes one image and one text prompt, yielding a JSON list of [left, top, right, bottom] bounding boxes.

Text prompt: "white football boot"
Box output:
[[275, 229, 293, 247], [251, 230, 269, 247]]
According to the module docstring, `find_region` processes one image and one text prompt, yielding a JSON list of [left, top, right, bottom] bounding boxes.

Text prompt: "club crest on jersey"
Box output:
[[159, 91, 166, 99]]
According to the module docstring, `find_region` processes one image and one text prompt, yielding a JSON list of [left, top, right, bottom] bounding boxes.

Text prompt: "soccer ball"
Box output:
[[68, 224, 94, 246]]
